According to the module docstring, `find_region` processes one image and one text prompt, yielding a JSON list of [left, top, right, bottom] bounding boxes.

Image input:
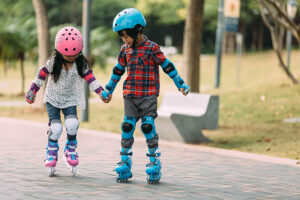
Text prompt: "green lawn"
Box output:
[[1, 50, 300, 159]]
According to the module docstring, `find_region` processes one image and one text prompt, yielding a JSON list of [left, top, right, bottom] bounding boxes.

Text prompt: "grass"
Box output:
[[0, 50, 300, 159]]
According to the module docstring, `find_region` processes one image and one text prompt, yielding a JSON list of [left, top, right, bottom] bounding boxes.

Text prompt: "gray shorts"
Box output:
[[124, 95, 158, 120]]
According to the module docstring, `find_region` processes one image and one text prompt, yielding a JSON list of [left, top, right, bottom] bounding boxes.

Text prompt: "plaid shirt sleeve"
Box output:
[[118, 45, 127, 66], [152, 43, 166, 65]]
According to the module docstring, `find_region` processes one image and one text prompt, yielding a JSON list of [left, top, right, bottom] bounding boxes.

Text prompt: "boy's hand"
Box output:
[[180, 83, 190, 96], [180, 88, 188, 96]]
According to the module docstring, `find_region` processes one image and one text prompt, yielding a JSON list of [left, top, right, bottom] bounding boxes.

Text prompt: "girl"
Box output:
[[26, 26, 104, 176]]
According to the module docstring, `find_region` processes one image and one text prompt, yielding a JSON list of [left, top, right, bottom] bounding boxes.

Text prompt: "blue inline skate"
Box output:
[[146, 148, 161, 184], [115, 148, 132, 183]]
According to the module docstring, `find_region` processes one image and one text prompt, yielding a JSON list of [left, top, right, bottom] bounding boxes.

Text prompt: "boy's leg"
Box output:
[[139, 95, 162, 184], [115, 97, 138, 182], [62, 106, 79, 169]]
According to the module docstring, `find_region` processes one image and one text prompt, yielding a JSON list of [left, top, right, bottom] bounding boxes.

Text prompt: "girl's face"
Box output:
[[62, 54, 79, 63], [120, 30, 134, 47]]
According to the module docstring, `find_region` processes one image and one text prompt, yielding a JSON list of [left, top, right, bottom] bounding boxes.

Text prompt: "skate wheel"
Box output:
[[71, 167, 76, 176], [48, 167, 56, 176], [147, 174, 160, 184]]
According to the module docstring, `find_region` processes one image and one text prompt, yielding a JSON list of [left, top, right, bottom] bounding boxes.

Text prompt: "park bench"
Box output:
[[156, 91, 219, 143]]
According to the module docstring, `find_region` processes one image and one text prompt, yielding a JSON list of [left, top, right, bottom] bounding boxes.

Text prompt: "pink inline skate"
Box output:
[[63, 140, 79, 176], [45, 141, 59, 176]]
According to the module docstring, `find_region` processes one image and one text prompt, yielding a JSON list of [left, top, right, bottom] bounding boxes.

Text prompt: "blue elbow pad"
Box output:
[[172, 75, 190, 94], [161, 59, 190, 93], [105, 63, 125, 94], [161, 59, 178, 78]]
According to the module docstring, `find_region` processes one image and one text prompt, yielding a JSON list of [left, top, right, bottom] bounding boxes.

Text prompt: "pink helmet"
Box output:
[[55, 26, 83, 56]]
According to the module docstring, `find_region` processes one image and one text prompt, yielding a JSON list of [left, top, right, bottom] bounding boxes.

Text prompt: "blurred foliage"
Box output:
[[0, 0, 36, 63], [91, 27, 120, 68], [0, 0, 277, 67], [136, 0, 186, 24]]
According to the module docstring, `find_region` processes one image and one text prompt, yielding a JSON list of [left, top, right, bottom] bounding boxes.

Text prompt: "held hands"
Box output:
[[100, 90, 112, 103]]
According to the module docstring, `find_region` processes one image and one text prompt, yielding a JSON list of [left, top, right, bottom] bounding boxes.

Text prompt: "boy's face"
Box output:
[[120, 30, 134, 47]]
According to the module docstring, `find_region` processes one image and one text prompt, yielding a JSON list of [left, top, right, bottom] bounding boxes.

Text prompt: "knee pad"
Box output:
[[65, 115, 79, 136], [121, 116, 136, 139], [48, 119, 63, 141], [141, 116, 157, 140]]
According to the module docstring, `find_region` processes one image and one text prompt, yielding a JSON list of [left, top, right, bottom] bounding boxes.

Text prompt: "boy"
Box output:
[[101, 8, 190, 184]]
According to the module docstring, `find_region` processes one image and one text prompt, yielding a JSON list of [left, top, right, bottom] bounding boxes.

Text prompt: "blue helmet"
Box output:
[[112, 8, 146, 32]]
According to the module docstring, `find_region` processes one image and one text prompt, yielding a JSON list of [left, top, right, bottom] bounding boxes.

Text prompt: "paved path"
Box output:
[[0, 117, 300, 200]]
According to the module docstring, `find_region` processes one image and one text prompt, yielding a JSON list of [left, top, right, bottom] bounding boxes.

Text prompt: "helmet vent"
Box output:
[[66, 37, 68, 41], [72, 37, 75, 40], [69, 33, 71, 35], [75, 33, 78, 35], [65, 28, 68, 31], [73, 48, 76, 51], [62, 34, 65, 36], [65, 48, 68, 51], [71, 28, 73, 31]]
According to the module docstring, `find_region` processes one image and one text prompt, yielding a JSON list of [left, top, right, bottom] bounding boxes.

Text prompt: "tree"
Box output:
[[32, 0, 51, 108], [0, 0, 37, 95], [183, 0, 205, 92], [256, 0, 299, 84]]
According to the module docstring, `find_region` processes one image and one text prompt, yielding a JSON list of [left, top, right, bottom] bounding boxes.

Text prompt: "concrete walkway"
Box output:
[[0, 117, 300, 200]]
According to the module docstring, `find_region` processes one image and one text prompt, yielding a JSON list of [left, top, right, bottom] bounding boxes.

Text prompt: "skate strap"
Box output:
[[46, 155, 57, 160], [146, 152, 161, 157], [47, 147, 58, 151], [117, 161, 130, 166], [67, 144, 77, 149], [146, 160, 159, 167], [120, 151, 133, 156], [66, 151, 78, 156]]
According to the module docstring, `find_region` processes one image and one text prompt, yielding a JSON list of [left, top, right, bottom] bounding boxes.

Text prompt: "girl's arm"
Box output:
[[25, 58, 53, 103], [83, 68, 104, 95]]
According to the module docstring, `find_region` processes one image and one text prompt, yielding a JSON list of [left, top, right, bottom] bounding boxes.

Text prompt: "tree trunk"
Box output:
[[32, 0, 51, 108], [183, 0, 205, 93], [257, 0, 298, 84], [20, 54, 25, 95], [257, 20, 264, 51], [251, 22, 258, 51]]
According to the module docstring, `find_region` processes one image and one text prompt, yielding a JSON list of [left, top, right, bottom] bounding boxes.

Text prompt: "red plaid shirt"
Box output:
[[118, 37, 166, 97]]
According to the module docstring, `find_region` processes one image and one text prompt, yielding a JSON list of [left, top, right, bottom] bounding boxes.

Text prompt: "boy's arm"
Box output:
[[161, 58, 190, 94], [101, 63, 125, 99], [25, 59, 53, 103]]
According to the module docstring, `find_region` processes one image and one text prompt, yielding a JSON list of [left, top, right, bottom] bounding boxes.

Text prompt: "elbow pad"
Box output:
[[105, 63, 125, 94], [162, 59, 190, 93], [161, 59, 178, 78]]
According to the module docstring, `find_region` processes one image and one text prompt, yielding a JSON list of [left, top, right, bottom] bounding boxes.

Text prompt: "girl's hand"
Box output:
[[25, 91, 36, 104]]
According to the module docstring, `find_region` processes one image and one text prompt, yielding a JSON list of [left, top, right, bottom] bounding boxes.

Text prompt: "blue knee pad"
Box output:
[[121, 116, 136, 139], [141, 116, 157, 140]]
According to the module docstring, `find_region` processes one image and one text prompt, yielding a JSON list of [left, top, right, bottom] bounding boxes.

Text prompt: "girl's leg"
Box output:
[[62, 106, 79, 167], [45, 103, 62, 175]]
